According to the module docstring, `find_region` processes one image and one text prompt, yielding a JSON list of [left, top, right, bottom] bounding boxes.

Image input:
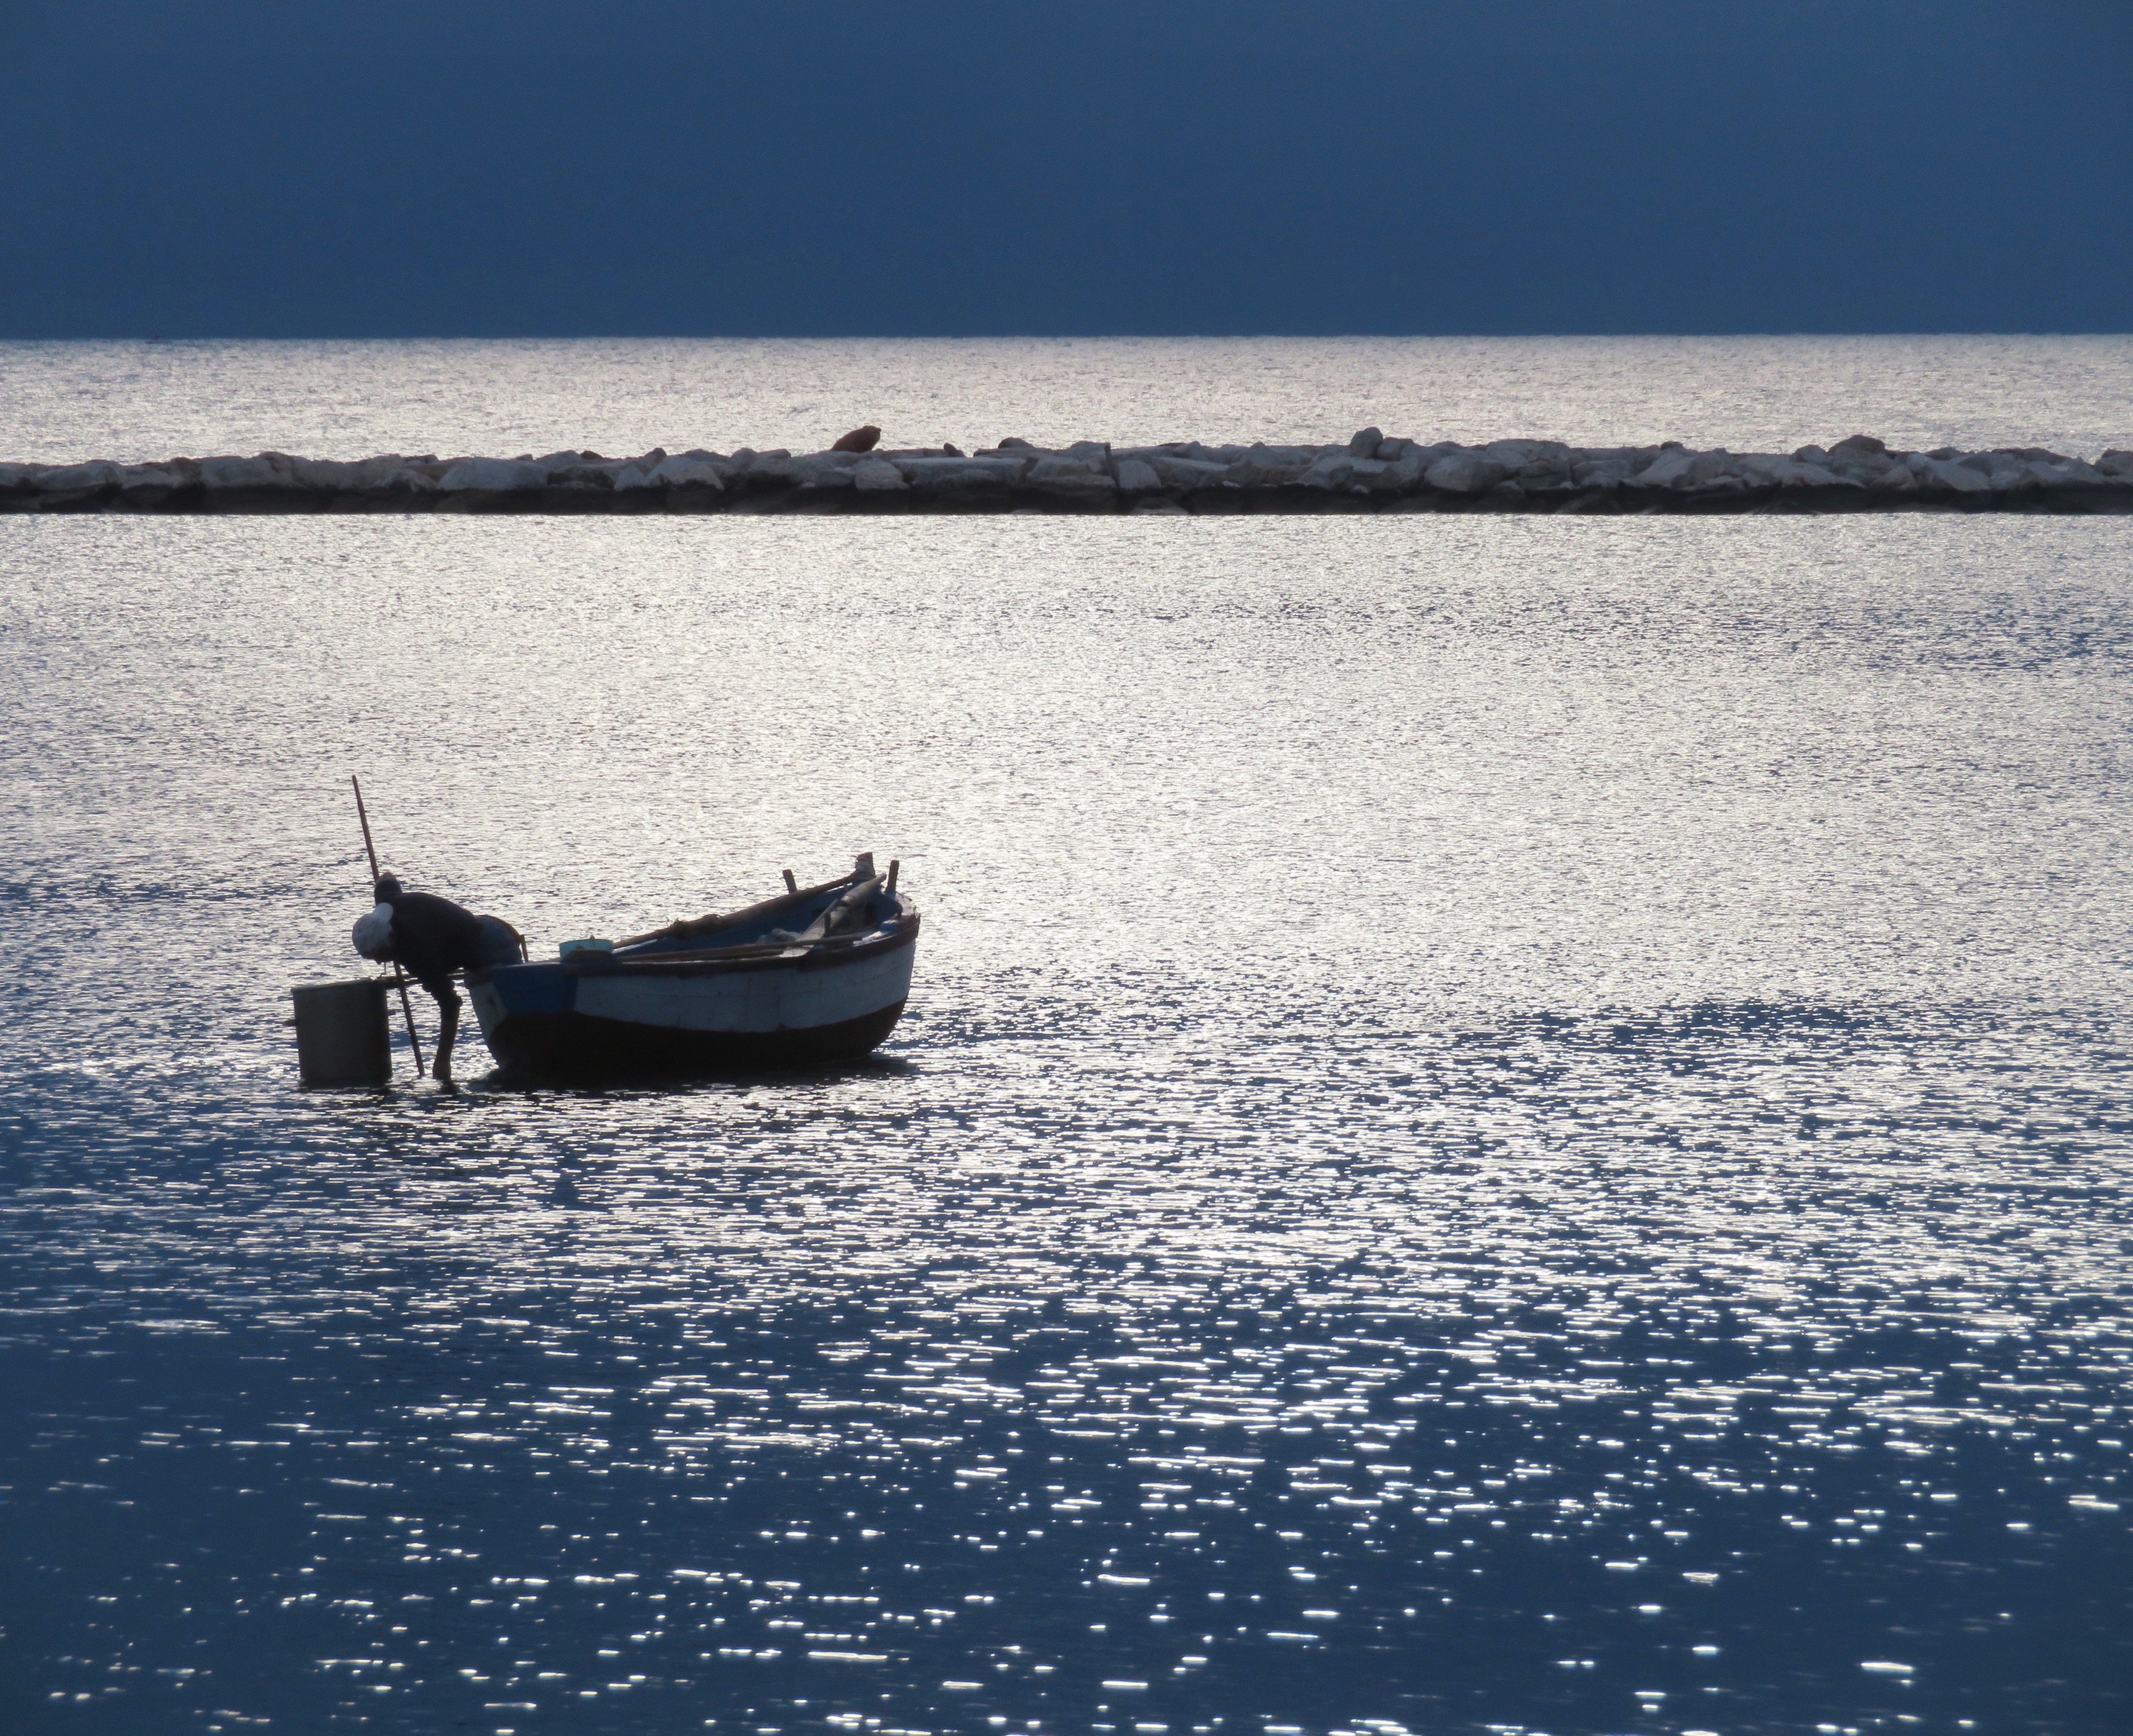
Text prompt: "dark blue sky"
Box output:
[[4, 1, 2127, 337]]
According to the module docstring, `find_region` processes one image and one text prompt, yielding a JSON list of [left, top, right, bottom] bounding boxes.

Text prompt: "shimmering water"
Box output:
[[6, 334, 2133, 462], [3, 342, 2130, 1736]]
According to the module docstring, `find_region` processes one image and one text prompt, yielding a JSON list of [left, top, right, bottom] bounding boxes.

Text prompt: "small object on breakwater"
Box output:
[[7, 435, 2130, 515], [831, 424, 882, 452]]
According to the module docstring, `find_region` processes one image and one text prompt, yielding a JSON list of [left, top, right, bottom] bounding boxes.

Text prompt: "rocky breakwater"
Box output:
[[5, 432, 2131, 515]]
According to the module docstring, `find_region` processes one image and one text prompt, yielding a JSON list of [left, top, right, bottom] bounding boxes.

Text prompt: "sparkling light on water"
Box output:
[[3, 343, 2130, 1736]]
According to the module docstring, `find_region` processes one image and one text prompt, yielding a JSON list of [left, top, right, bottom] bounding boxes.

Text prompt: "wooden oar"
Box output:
[[351, 775, 426, 1079]]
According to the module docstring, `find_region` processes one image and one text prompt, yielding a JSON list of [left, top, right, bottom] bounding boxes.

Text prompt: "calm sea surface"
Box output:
[[3, 340, 2129, 1736]]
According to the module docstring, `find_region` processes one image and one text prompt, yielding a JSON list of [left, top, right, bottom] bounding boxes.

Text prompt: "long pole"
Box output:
[[352, 775, 426, 1078]]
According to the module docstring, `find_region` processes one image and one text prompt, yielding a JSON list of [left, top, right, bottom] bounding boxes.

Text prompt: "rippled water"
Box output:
[[6, 334, 2133, 462], [4, 343, 2131, 1736]]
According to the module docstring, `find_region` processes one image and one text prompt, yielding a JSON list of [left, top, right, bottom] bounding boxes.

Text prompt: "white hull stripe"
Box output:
[[564, 946, 914, 1035]]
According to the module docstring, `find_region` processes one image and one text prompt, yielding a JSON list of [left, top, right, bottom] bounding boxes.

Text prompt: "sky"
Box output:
[[2, 1, 2128, 338]]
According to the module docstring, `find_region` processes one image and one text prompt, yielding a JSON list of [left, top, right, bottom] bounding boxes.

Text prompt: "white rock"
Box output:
[[1483, 438, 1566, 467], [37, 461, 122, 492], [1956, 452, 2024, 486], [1116, 458, 1162, 493], [289, 458, 362, 489], [1509, 454, 1575, 487], [1630, 449, 1696, 488], [118, 464, 185, 490], [547, 461, 628, 486], [1144, 455, 1226, 489], [1346, 455, 1422, 493], [2025, 456, 2106, 486], [439, 457, 546, 492], [1736, 454, 1842, 487], [737, 455, 802, 484], [785, 456, 855, 488], [1229, 451, 1314, 484], [1424, 452, 1511, 494], [1915, 456, 1991, 494], [1030, 456, 1118, 494], [348, 456, 416, 487], [649, 455, 726, 488], [894, 457, 1021, 487], [198, 456, 283, 489], [852, 459, 907, 492]]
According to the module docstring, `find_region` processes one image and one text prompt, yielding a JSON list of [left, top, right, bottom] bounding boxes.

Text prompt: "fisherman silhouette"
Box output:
[[352, 874, 522, 1081]]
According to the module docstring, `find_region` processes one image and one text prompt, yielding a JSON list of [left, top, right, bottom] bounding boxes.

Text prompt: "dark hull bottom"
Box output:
[[479, 1001, 906, 1082]]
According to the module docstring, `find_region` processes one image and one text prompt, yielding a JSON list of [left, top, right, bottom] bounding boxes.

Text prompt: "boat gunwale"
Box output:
[[468, 911, 919, 985], [613, 870, 868, 950]]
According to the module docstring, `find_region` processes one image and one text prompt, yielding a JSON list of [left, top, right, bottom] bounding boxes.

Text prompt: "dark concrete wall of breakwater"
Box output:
[[7, 432, 2132, 515]]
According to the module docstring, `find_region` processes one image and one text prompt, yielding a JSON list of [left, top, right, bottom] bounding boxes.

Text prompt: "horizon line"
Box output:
[[4, 330, 2132, 346]]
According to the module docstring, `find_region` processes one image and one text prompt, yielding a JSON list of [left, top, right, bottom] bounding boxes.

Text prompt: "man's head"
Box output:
[[374, 872, 404, 903]]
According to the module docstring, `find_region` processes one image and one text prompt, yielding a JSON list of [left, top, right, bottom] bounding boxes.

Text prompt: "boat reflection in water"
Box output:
[[467, 854, 917, 1080]]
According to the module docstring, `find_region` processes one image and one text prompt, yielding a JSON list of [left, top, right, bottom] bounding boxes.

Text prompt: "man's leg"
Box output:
[[433, 988, 460, 1083]]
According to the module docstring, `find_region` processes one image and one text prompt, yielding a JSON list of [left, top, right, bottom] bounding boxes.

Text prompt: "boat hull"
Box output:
[[475, 997, 907, 1079], [467, 917, 917, 1081]]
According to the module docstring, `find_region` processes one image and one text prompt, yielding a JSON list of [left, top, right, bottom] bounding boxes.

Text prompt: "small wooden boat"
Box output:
[[467, 856, 918, 1079]]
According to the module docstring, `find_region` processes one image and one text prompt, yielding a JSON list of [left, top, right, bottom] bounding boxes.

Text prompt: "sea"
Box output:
[[2, 337, 2129, 1736]]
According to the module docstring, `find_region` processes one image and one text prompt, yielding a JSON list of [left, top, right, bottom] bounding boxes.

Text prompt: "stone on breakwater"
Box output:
[[1030, 456, 1117, 499], [200, 455, 285, 491], [1142, 454, 1228, 490], [1424, 452, 1510, 494], [4, 434, 2130, 515], [894, 457, 1020, 489], [851, 459, 906, 492], [38, 461, 125, 494], [1632, 447, 1695, 489], [649, 454, 729, 488], [441, 457, 547, 493]]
